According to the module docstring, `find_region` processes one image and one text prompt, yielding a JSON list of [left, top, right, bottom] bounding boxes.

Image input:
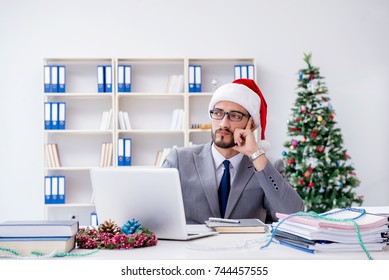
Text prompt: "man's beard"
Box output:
[[211, 129, 236, 149]]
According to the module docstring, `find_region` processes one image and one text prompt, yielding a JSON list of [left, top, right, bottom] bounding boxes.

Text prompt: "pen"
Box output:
[[208, 217, 240, 224]]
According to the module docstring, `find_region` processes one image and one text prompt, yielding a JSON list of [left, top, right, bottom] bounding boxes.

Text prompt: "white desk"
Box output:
[[70, 206, 389, 260]]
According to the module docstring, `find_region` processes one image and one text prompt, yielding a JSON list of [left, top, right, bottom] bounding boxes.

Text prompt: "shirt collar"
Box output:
[[211, 143, 244, 170]]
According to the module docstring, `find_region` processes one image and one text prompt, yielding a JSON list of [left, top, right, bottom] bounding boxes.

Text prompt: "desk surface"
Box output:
[[71, 206, 389, 260]]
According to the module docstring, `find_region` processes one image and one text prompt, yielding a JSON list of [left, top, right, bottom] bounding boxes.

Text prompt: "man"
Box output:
[[163, 79, 304, 224]]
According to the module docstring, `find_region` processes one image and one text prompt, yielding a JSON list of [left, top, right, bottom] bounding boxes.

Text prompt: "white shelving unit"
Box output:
[[42, 57, 255, 225]]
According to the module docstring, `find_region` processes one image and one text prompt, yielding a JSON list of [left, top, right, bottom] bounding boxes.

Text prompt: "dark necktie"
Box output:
[[218, 160, 231, 218]]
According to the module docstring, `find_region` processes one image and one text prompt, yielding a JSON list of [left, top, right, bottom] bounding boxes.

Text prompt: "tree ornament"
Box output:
[[299, 73, 303, 79], [304, 171, 311, 178], [98, 219, 121, 235], [317, 116, 323, 122], [290, 145, 295, 150], [330, 114, 335, 119], [292, 140, 298, 147], [308, 182, 314, 188], [282, 151, 287, 156]]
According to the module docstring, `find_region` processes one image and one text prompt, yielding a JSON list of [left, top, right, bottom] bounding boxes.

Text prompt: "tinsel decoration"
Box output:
[[76, 219, 158, 249]]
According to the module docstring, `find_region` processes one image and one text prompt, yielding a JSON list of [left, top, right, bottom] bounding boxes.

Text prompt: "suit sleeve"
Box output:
[[255, 158, 304, 222]]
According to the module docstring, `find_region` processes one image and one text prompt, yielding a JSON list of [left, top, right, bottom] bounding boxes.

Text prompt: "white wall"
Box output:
[[1, 0, 388, 222]]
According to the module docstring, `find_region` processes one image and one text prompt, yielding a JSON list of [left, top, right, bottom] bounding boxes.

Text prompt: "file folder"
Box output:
[[124, 65, 131, 92], [51, 176, 59, 204], [44, 176, 52, 204], [234, 65, 241, 80], [44, 66, 51, 93], [58, 102, 66, 129], [90, 212, 99, 227], [97, 65, 105, 93], [58, 65, 66, 93], [247, 64, 255, 80], [51, 102, 58, 129], [117, 138, 125, 166], [58, 176, 65, 204], [51, 66, 58, 92], [105, 65, 112, 92], [117, 65, 125, 92], [195, 65, 202, 92], [44, 102, 51, 129], [241, 65, 248, 79], [188, 65, 195, 92], [124, 138, 132, 166]]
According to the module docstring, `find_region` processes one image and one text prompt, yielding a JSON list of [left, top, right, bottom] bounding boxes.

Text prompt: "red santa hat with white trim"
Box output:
[[208, 78, 270, 151]]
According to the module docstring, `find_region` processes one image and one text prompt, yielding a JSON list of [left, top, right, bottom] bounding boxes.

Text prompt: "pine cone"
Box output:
[[98, 219, 121, 235]]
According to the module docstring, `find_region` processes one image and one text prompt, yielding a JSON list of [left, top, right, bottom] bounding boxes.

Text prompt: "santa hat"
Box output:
[[209, 78, 270, 151]]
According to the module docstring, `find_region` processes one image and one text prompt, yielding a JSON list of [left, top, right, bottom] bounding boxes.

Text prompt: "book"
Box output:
[[0, 236, 75, 256], [205, 218, 268, 233], [0, 220, 79, 238]]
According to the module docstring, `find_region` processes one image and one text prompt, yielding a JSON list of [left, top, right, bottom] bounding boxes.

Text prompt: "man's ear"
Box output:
[[250, 121, 255, 131]]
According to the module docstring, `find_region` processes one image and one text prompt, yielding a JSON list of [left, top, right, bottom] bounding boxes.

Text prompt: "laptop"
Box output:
[[89, 167, 218, 240]]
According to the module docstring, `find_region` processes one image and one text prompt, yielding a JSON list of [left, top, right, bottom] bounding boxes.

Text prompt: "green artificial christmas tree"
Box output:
[[282, 53, 363, 213]]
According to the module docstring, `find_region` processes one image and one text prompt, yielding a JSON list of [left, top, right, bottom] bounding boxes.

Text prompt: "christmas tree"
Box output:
[[282, 53, 363, 213]]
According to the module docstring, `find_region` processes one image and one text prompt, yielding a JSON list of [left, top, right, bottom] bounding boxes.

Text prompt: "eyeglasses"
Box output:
[[209, 109, 249, 122]]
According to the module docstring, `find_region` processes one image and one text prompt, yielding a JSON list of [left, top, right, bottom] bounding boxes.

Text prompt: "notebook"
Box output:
[[89, 167, 218, 240]]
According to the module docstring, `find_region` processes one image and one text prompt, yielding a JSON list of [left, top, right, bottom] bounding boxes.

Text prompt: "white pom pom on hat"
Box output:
[[208, 78, 270, 151]]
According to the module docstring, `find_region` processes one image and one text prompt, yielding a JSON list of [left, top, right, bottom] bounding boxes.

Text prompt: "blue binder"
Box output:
[[234, 65, 241, 80], [58, 176, 66, 204], [58, 65, 66, 93], [44, 66, 51, 93], [124, 65, 131, 92], [105, 65, 112, 92], [247, 64, 255, 79], [51, 66, 58, 92], [117, 65, 125, 92], [117, 138, 125, 166], [58, 102, 66, 129], [51, 176, 59, 204], [97, 65, 105, 93], [44, 176, 52, 204], [90, 212, 99, 227], [194, 65, 202, 92], [188, 65, 195, 92], [124, 138, 132, 166], [51, 102, 59, 129], [44, 102, 51, 129]]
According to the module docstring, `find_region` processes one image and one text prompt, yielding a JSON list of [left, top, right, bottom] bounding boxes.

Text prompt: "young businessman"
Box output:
[[162, 79, 304, 224]]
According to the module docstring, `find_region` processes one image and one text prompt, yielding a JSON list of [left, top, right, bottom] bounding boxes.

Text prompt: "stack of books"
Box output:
[[205, 218, 268, 233], [270, 208, 389, 254], [0, 220, 78, 256]]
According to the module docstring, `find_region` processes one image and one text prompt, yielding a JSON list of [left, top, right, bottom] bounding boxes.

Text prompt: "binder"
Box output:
[[105, 65, 112, 92], [194, 65, 202, 92], [188, 65, 195, 92], [117, 138, 125, 166], [234, 65, 241, 80], [241, 65, 248, 79], [90, 212, 99, 227], [247, 64, 255, 79], [51, 102, 59, 129], [124, 65, 131, 92], [51, 66, 58, 92], [117, 65, 125, 92], [58, 65, 66, 93], [58, 102, 66, 129], [44, 102, 51, 129], [124, 138, 132, 166], [97, 65, 105, 93], [58, 176, 65, 204], [44, 176, 52, 204], [44, 65, 51, 93], [51, 176, 59, 204]]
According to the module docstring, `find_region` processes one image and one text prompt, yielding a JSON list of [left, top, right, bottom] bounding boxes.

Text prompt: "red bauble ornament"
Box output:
[[308, 182, 314, 188], [309, 73, 314, 79], [298, 179, 304, 185], [330, 115, 334, 119], [308, 167, 314, 172], [304, 171, 311, 178], [310, 133, 317, 138]]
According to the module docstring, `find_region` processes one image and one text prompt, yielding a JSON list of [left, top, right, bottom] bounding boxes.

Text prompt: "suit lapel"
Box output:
[[225, 156, 254, 218], [193, 142, 220, 217]]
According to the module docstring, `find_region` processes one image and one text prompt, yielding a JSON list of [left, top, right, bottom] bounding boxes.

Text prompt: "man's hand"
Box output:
[[231, 117, 259, 157]]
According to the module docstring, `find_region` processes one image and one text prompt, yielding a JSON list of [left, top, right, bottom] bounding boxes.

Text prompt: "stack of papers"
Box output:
[[271, 209, 389, 253]]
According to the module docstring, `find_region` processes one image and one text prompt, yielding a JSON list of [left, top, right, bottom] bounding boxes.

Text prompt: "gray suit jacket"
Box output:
[[162, 141, 304, 224]]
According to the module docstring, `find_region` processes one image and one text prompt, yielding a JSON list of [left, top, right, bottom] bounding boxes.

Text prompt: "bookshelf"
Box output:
[[43, 57, 256, 225]]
